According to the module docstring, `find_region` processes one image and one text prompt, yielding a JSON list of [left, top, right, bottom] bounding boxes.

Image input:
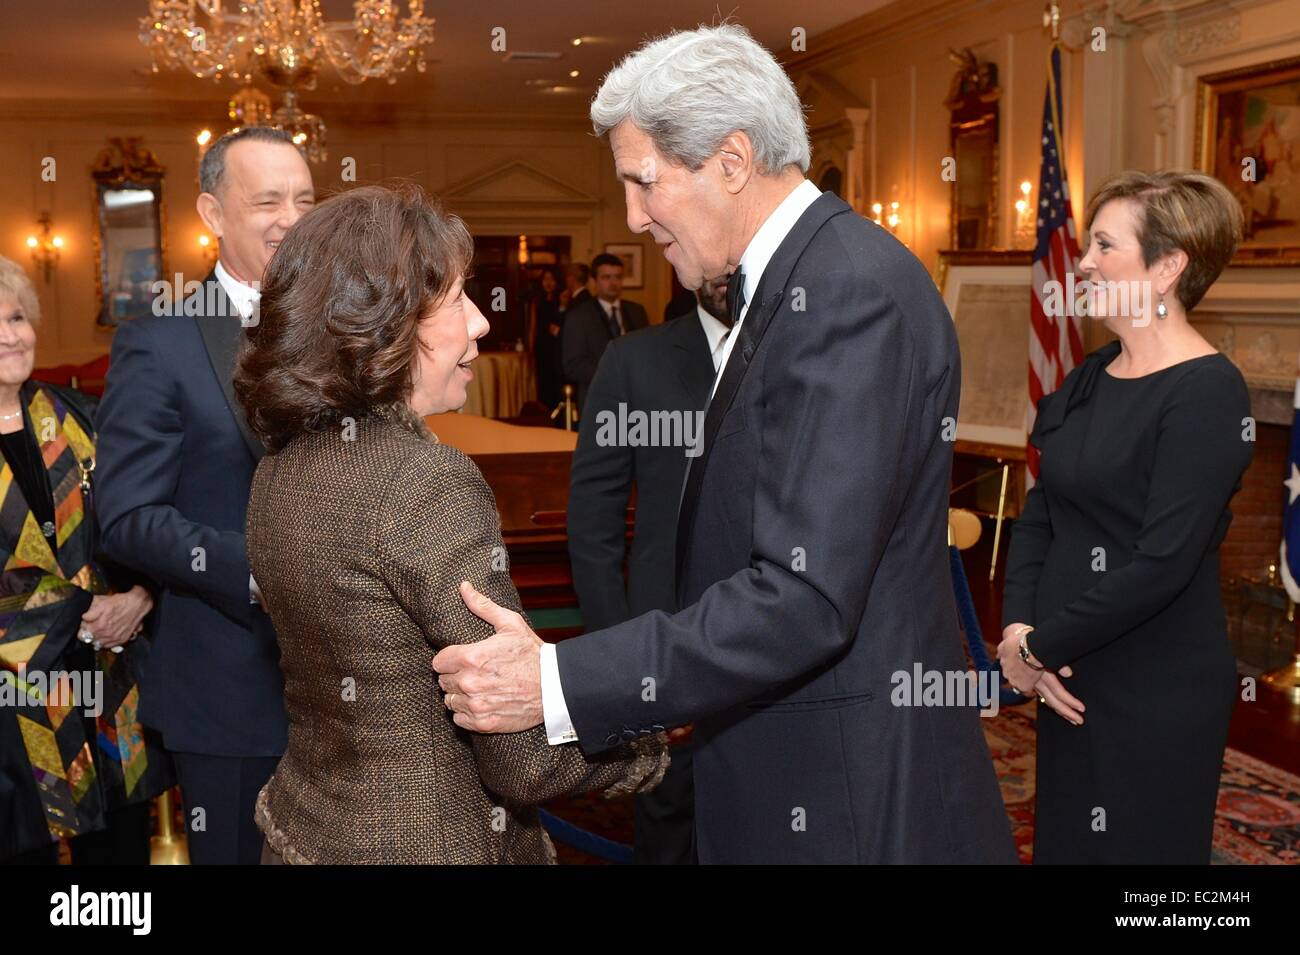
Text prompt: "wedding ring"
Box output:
[[1039, 696, 1047, 704], [78, 627, 94, 644]]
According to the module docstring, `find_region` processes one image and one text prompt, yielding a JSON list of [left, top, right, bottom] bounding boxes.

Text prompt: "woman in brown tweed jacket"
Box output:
[[233, 183, 666, 864]]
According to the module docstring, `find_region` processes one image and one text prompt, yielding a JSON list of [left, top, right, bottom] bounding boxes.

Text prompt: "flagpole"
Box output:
[[1043, 1, 1061, 42]]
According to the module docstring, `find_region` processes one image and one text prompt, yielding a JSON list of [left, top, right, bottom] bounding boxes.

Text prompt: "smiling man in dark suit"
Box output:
[[95, 127, 314, 864], [567, 275, 730, 863], [435, 24, 1014, 863]]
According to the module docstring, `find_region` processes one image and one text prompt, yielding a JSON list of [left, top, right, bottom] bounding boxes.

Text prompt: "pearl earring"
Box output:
[[1156, 297, 1168, 319]]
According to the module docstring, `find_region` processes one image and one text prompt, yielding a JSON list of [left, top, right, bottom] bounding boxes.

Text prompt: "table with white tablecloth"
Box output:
[[459, 350, 537, 419]]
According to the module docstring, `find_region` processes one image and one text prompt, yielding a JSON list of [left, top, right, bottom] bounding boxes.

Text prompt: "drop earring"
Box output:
[[1156, 296, 1168, 319]]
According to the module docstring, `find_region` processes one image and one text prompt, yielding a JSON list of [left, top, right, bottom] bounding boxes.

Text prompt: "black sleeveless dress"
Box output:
[[1003, 341, 1252, 864]]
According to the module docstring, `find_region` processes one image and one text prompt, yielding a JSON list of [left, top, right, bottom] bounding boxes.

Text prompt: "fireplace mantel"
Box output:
[[1194, 270, 1300, 425]]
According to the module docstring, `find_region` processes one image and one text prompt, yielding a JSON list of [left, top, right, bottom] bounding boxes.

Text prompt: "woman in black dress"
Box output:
[[999, 170, 1251, 864], [532, 266, 565, 411]]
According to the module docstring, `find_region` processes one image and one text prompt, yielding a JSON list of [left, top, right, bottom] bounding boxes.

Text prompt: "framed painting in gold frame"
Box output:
[[1195, 56, 1300, 266], [603, 242, 644, 289]]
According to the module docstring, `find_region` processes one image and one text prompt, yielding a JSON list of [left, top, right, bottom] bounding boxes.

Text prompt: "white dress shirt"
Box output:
[[541, 178, 823, 746], [697, 304, 731, 373], [214, 260, 260, 323], [596, 296, 625, 334], [214, 260, 265, 606], [708, 178, 821, 398]]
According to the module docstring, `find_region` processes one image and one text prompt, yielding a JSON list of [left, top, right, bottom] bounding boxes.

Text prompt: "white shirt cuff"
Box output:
[[540, 641, 578, 745]]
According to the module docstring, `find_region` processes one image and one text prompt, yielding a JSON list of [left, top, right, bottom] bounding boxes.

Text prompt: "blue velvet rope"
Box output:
[[538, 808, 634, 864], [948, 545, 1029, 706]]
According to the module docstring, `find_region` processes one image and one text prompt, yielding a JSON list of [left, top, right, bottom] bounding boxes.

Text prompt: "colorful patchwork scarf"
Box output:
[[0, 382, 167, 841]]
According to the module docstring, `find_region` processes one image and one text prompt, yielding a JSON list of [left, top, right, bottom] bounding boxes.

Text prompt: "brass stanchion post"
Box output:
[[550, 383, 578, 432], [149, 787, 189, 865]]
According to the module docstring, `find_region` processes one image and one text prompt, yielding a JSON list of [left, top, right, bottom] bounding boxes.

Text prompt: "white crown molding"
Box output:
[[440, 158, 599, 207], [784, 0, 1005, 75]]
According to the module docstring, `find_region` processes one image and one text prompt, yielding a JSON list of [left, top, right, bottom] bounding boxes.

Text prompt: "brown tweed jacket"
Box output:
[[246, 410, 666, 864]]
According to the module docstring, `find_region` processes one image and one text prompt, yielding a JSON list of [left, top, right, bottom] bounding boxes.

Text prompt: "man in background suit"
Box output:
[[560, 262, 592, 313], [561, 252, 648, 413], [96, 127, 315, 864], [435, 24, 1015, 864], [567, 275, 731, 863]]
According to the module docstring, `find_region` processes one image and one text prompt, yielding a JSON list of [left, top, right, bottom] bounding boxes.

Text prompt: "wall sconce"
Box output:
[[198, 233, 219, 268], [1015, 180, 1036, 247], [517, 234, 529, 265], [870, 200, 902, 237], [25, 211, 65, 283]]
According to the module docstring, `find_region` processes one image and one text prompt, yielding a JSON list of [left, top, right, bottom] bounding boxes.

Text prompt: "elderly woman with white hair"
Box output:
[[0, 255, 171, 865]]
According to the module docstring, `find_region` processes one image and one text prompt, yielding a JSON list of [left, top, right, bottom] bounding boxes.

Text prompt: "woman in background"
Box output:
[[0, 255, 169, 866], [999, 171, 1251, 864], [532, 266, 565, 411], [235, 183, 665, 864]]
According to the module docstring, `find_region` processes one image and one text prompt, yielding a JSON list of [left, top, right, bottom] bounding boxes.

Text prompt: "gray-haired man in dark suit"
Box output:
[[436, 24, 1014, 864]]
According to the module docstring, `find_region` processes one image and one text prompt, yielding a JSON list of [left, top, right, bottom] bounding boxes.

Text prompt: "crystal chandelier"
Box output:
[[272, 90, 328, 164], [142, 2, 435, 163], [227, 81, 273, 126], [139, 1, 435, 86]]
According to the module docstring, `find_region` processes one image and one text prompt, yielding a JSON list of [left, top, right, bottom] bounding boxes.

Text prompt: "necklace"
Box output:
[[0, 409, 21, 421]]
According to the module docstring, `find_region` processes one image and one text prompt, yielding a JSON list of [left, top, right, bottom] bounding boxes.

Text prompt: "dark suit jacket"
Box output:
[[563, 287, 592, 312], [568, 312, 715, 631], [561, 297, 649, 412], [554, 192, 1016, 863], [95, 274, 287, 757]]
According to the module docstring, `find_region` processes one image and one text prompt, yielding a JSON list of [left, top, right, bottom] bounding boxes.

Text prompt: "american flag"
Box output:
[[1027, 45, 1085, 484], [1281, 367, 1300, 602]]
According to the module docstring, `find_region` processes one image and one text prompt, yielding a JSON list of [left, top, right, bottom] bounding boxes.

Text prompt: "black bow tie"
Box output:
[[726, 269, 746, 321]]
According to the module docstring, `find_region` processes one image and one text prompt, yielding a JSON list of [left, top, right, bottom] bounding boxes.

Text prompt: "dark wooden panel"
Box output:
[[471, 448, 633, 639]]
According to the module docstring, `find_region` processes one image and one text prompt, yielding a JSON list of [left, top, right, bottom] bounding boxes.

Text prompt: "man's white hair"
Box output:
[[590, 23, 810, 175]]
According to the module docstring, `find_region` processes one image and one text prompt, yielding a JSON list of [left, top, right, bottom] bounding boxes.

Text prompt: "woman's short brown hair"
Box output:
[[235, 182, 472, 453], [1083, 170, 1242, 312]]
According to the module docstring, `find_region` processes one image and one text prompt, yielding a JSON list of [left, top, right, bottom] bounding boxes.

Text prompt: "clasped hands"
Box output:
[[997, 622, 1085, 725], [78, 585, 152, 652]]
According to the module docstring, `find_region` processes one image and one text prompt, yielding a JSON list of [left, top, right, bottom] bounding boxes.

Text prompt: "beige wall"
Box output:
[[788, 0, 1087, 276], [0, 104, 666, 367], [790, 0, 1300, 354], [8, 0, 1298, 368]]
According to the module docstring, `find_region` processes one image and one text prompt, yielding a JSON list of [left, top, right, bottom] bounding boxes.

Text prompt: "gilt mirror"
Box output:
[[946, 49, 1001, 250], [92, 138, 167, 326]]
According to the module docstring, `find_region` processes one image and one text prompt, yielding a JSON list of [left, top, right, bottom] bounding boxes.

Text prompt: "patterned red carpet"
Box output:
[[549, 704, 1300, 864]]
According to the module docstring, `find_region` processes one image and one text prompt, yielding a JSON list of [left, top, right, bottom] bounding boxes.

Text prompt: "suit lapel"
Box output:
[[674, 191, 851, 574], [670, 314, 717, 409], [193, 276, 264, 462]]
